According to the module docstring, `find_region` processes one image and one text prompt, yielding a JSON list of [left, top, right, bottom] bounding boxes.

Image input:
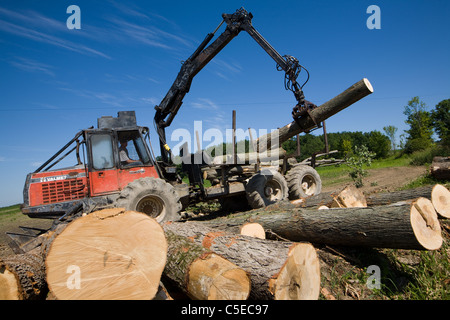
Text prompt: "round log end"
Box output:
[[46, 209, 168, 300], [240, 223, 266, 239], [0, 267, 21, 300], [410, 197, 443, 250], [363, 78, 374, 93], [271, 243, 321, 300], [431, 184, 450, 218], [188, 253, 251, 300]]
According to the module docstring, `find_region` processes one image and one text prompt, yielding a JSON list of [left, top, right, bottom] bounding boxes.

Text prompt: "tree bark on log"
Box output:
[[365, 186, 433, 206], [163, 222, 321, 300], [0, 253, 47, 300], [163, 230, 251, 300], [430, 156, 450, 180], [45, 208, 167, 300], [199, 198, 443, 250], [431, 184, 450, 218], [256, 78, 373, 153]]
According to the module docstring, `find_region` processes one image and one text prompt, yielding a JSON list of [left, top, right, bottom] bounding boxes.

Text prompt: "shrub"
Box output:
[[345, 145, 376, 188]]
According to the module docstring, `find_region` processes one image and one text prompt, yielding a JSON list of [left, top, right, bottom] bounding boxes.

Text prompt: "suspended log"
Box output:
[[431, 184, 450, 219], [200, 198, 443, 250], [256, 78, 373, 153], [163, 222, 321, 300], [163, 230, 250, 300], [0, 253, 47, 300], [45, 208, 167, 300]]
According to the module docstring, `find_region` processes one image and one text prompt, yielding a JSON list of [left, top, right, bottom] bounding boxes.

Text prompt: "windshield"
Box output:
[[117, 130, 152, 166]]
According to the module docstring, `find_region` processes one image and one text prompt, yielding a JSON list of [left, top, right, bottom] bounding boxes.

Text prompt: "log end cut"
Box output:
[[410, 197, 443, 251], [46, 208, 168, 300], [431, 184, 450, 219], [240, 223, 266, 239], [187, 253, 251, 300], [363, 78, 374, 93], [0, 267, 20, 300], [269, 243, 321, 300]]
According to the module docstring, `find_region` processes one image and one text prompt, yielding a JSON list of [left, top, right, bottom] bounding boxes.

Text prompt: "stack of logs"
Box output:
[[1, 184, 449, 300]]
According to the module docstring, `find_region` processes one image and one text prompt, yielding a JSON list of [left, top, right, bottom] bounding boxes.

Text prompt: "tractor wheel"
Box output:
[[116, 177, 182, 223], [245, 170, 288, 209], [285, 165, 322, 199]]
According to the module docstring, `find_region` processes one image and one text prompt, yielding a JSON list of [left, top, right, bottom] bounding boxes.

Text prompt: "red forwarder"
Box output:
[[21, 111, 184, 224]]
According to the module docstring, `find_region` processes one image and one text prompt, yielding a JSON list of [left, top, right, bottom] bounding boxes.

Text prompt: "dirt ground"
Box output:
[[321, 165, 428, 195]]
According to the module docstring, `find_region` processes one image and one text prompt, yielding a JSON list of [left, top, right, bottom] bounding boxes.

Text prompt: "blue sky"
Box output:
[[0, 0, 449, 207]]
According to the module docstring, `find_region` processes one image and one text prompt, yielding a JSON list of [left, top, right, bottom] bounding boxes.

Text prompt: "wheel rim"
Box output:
[[264, 179, 284, 202], [136, 195, 166, 221], [301, 175, 317, 196]]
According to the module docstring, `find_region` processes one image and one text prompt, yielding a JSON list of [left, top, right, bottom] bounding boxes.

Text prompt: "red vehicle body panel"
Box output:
[[27, 165, 159, 207], [28, 168, 88, 207]]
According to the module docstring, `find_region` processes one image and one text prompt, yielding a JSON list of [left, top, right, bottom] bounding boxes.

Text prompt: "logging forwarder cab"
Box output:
[[14, 8, 324, 249]]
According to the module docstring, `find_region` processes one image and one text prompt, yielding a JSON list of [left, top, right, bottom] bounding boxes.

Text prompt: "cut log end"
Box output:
[[410, 197, 442, 250], [0, 267, 21, 300], [240, 223, 266, 239], [46, 209, 168, 300], [269, 243, 321, 300], [431, 184, 450, 219], [363, 78, 374, 93], [187, 253, 250, 300]]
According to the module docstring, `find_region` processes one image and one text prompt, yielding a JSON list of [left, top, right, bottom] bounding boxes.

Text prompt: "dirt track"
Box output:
[[322, 165, 428, 195]]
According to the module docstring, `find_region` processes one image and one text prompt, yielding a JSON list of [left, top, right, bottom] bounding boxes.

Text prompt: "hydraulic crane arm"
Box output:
[[154, 8, 310, 163]]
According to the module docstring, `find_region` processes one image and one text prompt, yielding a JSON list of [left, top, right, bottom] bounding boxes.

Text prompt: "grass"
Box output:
[[0, 204, 22, 224], [0, 204, 21, 215]]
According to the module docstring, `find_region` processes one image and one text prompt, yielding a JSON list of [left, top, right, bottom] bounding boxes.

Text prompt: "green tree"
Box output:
[[383, 125, 398, 151], [403, 96, 433, 153], [367, 131, 390, 159], [430, 99, 450, 144]]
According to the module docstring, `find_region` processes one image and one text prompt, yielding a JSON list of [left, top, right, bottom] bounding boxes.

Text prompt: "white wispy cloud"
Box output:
[[31, 161, 43, 168], [0, 18, 111, 59], [0, 4, 193, 60], [212, 59, 243, 74], [0, 7, 111, 59], [9, 57, 55, 76], [191, 98, 220, 110]]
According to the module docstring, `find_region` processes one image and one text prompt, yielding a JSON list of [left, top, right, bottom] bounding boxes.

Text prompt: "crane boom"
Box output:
[[154, 8, 309, 164]]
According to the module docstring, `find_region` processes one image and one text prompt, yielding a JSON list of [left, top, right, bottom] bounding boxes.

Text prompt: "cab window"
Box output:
[[91, 134, 115, 170]]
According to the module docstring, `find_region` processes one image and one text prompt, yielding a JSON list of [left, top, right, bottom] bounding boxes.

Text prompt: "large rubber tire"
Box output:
[[245, 170, 288, 209], [285, 165, 322, 199], [116, 177, 182, 223]]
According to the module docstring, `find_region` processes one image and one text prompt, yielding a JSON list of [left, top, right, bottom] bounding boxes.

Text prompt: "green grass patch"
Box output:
[[0, 204, 21, 216]]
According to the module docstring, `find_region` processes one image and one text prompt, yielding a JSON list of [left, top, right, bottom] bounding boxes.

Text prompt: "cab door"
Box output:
[[87, 132, 120, 196]]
